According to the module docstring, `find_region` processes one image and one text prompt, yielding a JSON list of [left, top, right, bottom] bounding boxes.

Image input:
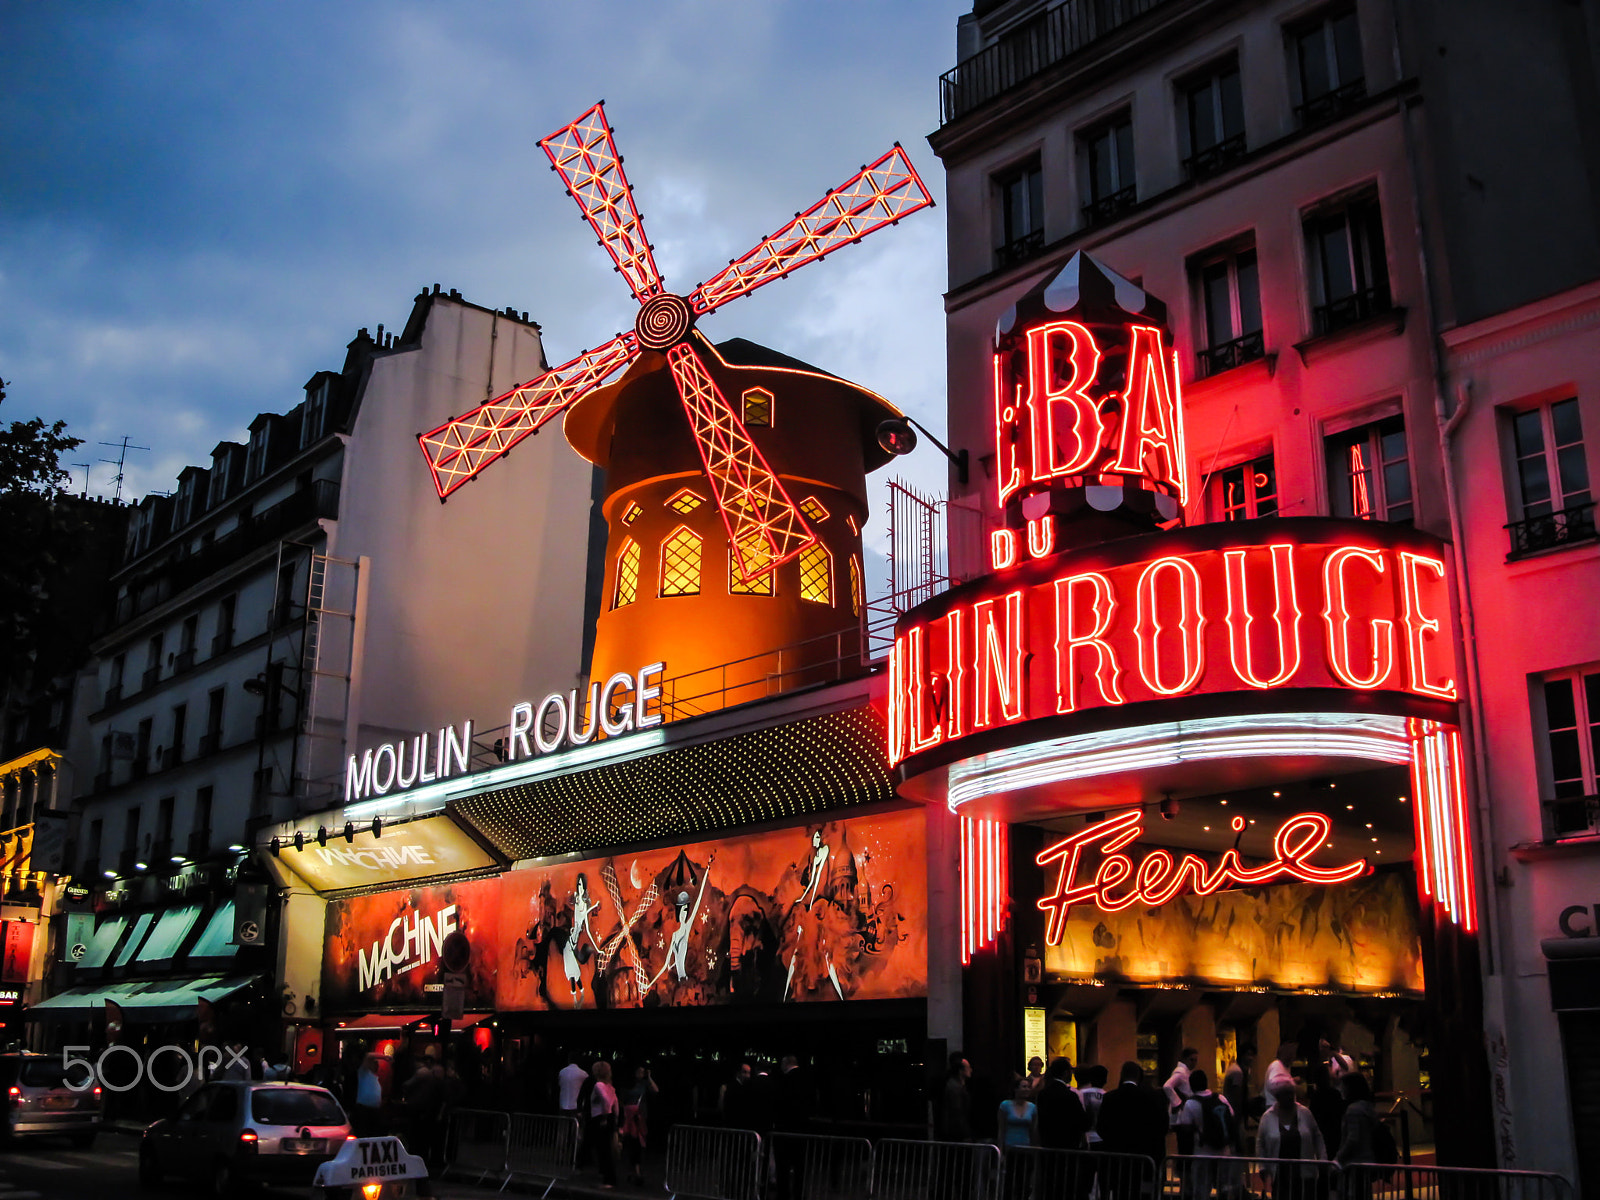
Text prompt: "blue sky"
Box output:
[[0, 0, 965, 564]]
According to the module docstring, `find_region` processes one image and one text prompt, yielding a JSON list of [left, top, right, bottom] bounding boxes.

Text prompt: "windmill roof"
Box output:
[[713, 337, 840, 380]]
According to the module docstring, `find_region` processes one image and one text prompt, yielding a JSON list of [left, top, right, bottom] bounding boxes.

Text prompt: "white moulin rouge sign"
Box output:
[[344, 662, 664, 802]]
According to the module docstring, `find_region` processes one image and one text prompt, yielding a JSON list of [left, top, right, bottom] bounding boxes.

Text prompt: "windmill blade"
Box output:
[[666, 341, 814, 582], [418, 333, 639, 499], [688, 146, 934, 317], [540, 102, 665, 303]]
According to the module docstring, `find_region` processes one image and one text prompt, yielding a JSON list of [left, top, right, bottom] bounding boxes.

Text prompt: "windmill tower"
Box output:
[[419, 103, 933, 714]]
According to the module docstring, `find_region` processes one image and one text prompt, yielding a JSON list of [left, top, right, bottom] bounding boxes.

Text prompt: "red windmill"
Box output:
[[417, 102, 934, 583]]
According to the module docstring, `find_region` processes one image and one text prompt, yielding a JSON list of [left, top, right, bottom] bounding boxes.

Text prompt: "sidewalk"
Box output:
[[434, 1151, 667, 1199]]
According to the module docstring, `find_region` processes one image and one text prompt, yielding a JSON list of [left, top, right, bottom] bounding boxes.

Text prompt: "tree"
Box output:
[[0, 377, 91, 691]]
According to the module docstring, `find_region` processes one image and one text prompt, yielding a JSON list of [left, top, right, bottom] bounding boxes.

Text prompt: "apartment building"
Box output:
[[46, 287, 595, 1046], [929, 0, 1600, 1184]]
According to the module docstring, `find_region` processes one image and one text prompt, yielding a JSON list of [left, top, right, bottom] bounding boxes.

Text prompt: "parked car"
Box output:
[[0, 1053, 102, 1147], [139, 1080, 352, 1196]]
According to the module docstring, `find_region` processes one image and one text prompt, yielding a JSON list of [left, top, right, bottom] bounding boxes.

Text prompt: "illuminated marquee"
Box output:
[[1034, 808, 1368, 945], [887, 523, 1455, 769]]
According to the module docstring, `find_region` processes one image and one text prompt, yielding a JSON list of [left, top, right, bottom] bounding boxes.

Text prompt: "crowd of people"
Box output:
[[939, 1036, 1399, 1196]]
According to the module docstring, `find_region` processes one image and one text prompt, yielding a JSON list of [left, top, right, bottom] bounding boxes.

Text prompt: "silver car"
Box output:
[[139, 1080, 352, 1196], [0, 1053, 102, 1146]]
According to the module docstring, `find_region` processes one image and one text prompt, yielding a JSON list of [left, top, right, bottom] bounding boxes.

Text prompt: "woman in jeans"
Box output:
[[588, 1061, 622, 1190]]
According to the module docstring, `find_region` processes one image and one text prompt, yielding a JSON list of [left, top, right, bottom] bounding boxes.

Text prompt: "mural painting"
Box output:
[[499, 808, 927, 1010]]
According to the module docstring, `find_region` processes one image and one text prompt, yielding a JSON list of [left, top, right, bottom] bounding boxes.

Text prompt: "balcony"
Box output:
[[1544, 794, 1600, 840], [1312, 283, 1393, 337], [1184, 133, 1247, 182], [151, 838, 174, 866], [1082, 185, 1136, 227], [187, 829, 212, 858], [130, 758, 150, 781], [1197, 330, 1266, 378], [198, 731, 220, 757], [174, 648, 196, 672], [117, 848, 139, 875], [141, 666, 161, 691], [79, 857, 100, 881], [159, 745, 183, 770], [103, 684, 122, 707], [994, 229, 1046, 272], [1296, 78, 1367, 128], [939, 0, 1175, 126], [1507, 500, 1598, 559], [212, 631, 234, 656]]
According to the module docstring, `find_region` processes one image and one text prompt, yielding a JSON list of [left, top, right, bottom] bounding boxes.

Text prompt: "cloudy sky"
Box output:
[[1, 0, 966, 574]]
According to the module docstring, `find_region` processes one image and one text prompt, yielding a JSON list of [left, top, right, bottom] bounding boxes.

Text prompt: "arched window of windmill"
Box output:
[[849, 554, 864, 617], [729, 531, 774, 596], [660, 527, 703, 597], [613, 540, 641, 609], [799, 542, 833, 605], [742, 387, 773, 427]]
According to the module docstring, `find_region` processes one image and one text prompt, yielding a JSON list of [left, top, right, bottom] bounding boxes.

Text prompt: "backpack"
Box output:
[[1373, 1116, 1400, 1167], [1198, 1093, 1233, 1149]]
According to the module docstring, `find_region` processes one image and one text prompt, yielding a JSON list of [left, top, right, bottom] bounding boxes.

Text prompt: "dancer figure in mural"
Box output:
[[796, 829, 829, 909], [648, 854, 713, 992], [560, 874, 601, 1008]]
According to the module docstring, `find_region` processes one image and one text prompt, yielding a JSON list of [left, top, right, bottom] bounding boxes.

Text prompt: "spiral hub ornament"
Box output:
[[635, 291, 695, 350]]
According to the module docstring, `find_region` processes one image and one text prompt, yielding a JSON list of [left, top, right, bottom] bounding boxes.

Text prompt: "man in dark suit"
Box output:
[[1035, 1058, 1092, 1199], [1094, 1061, 1168, 1197]]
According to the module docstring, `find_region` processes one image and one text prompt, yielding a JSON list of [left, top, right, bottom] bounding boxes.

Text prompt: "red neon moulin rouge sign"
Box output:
[[1034, 808, 1367, 945], [886, 524, 1455, 768]]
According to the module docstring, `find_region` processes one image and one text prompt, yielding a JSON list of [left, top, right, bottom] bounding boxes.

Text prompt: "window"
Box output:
[[246, 422, 272, 481], [214, 594, 236, 655], [994, 157, 1044, 269], [660, 527, 702, 597], [176, 615, 198, 670], [302, 380, 330, 448], [1292, 7, 1365, 125], [173, 471, 204, 530], [798, 496, 829, 523], [167, 705, 186, 768], [613, 540, 641, 608], [1080, 114, 1135, 225], [799, 543, 833, 605], [743, 388, 773, 427], [143, 633, 164, 690], [729, 532, 774, 596], [1304, 192, 1390, 336], [273, 563, 298, 627], [1326, 416, 1412, 523], [123, 806, 141, 854], [155, 796, 174, 855], [621, 502, 643, 526], [1508, 399, 1595, 556], [191, 786, 213, 856], [1216, 455, 1279, 521], [202, 688, 225, 755], [107, 654, 125, 705], [1181, 61, 1245, 179], [208, 450, 234, 507], [1540, 669, 1600, 836], [849, 555, 864, 617], [668, 488, 704, 515], [85, 819, 103, 870], [1193, 245, 1263, 376], [135, 718, 153, 778]]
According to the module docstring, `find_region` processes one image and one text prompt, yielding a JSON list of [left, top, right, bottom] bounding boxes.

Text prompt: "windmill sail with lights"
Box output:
[[419, 102, 934, 587]]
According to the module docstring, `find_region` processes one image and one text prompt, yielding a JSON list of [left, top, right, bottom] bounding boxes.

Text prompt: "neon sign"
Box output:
[[345, 663, 665, 802], [887, 524, 1454, 768], [1034, 808, 1369, 944], [995, 319, 1188, 512]]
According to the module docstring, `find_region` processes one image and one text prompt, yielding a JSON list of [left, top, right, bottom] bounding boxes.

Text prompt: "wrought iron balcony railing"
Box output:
[[995, 229, 1046, 271], [1544, 794, 1600, 839], [1312, 283, 1393, 337], [1082, 185, 1137, 227], [1197, 330, 1266, 378], [939, 0, 1175, 126], [1507, 500, 1598, 559], [1295, 78, 1368, 128], [1184, 133, 1247, 181]]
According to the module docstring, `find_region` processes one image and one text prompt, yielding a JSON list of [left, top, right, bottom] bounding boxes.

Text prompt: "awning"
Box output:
[[113, 912, 155, 968], [136, 904, 202, 965], [187, 902, 238, 961], [28, 974, 259, 1022], [76, 915, 129, 970], [330, 1012, 491, 1033]]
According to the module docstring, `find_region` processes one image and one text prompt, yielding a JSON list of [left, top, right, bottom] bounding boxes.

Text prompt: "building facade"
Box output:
[[928, 0, 1600, 1185]]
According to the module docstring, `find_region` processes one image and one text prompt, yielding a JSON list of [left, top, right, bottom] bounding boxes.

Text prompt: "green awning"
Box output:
[[76, 915, 128, 970], [187, 902, 238, 961], [113, 912, 154, 968], [135, 904, 202, 965], [27, 974, 258, 1022]]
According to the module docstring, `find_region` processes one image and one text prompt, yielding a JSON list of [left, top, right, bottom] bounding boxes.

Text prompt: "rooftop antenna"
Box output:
[[70, 462, 92, 498], [98, 437, 150, 502]]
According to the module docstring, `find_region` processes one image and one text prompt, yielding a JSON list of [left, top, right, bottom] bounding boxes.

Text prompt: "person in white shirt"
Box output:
[[1076, 1063, 1107, 1145], [1265, 1042, 1299, 1103], [1179, 1071, 1237, 1200], [1164, 1047, 1200, 1154], [558, 1053, 589, 1120]]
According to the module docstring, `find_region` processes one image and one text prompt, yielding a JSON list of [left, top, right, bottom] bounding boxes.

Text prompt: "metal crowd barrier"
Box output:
[[503, 1112, 580, 1197], [666, 1124, 763, 1200], [872, 1137, 1002, 1200], [1339, 1163, 1574, 1200], [1165, 1153, 1334, 1198], [766, 1131, 874, 1200], [444, 1107, 510, 1184], [1002, 1144, 1158, 1200]]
